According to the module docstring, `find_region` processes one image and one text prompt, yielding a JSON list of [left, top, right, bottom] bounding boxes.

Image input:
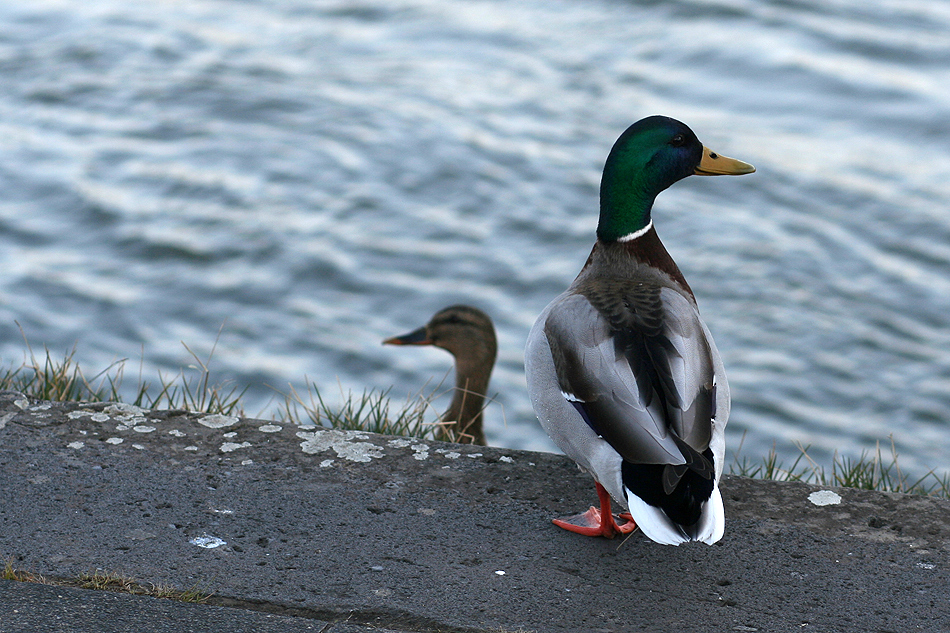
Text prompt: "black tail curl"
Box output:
[[621, 447, 715, 527]]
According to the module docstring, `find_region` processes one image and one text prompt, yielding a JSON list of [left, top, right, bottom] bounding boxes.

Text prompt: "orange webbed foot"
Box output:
[[552, 483, 638, 539]]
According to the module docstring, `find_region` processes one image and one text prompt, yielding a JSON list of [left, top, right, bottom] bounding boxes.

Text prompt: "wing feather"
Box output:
[[543, 281, 717, 472]]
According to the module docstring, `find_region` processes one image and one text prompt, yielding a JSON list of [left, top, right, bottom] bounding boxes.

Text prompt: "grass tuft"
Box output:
[[730, 436, 950, 498], [3, 559, 52, 585], [0, 334, 245, 417], [277, 380, 438, 440]]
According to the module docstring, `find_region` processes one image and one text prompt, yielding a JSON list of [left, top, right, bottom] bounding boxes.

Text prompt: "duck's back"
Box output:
[[525, 239, 729, 544]]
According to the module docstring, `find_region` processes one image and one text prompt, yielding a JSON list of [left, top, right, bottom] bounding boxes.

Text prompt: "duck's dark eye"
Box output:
[[670, 134, 686, 147]]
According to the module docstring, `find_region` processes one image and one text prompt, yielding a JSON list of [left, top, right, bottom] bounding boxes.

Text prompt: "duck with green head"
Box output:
[[525, 116, 754, 545]]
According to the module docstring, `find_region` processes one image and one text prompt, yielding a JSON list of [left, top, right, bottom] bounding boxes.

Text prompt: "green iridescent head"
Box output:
[[597, 116, 754, 242]]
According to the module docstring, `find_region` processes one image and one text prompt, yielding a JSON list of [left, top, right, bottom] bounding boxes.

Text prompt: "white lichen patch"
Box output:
[[222, 432, 237, 439], [115, 424, 130, 431], [14, 398, 29, 410], [132, 444, 145, 450], [168, 430, 186, 437], [132, 426, 156, 433], [105, 403, 149, 417], [241, 459, 253, 466], [442, 452, 461, 459], [499, 456, 514, 463], [67, 441, 84, 449], [320, 459, 335, 468], [411, 444, 430, 461], [258, 424, 282, 433], [388, 438, 413, 448], [91, 413, 111, 423], [198, 414, 239, 429], [30, 403, 52, 411], [105, 437, 124, 445], [67, 410, 92, 419], [808, 490, 842, 506], [297, 429, 384, 463], [466, 453, 483, 458], [220, 441, 252, 453], [190, 534, 226, 549], [184, 446, 198, 451], [916, 562, 936, 570]]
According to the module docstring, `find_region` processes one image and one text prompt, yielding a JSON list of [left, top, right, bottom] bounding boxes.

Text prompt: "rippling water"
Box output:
[[2, 0, 949, 475]]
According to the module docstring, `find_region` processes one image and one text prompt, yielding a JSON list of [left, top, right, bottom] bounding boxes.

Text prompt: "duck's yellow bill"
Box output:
[[694, 146, 755, 175]]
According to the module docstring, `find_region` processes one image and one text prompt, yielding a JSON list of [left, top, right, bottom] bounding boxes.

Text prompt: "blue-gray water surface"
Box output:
[[2, 0, 950, 477]]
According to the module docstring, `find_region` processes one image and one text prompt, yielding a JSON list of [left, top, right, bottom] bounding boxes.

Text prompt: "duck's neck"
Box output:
[[597, 159, 658, 243], [442, 359, 492, 446], [580, 225, 694, 298]]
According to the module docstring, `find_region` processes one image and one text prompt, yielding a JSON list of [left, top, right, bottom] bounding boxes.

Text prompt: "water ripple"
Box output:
[[1, 0, 949, 471]]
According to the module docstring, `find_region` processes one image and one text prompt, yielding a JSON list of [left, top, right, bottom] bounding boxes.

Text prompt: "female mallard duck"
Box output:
[[384, 305, 497, 445], [525, 116, 754, 545]]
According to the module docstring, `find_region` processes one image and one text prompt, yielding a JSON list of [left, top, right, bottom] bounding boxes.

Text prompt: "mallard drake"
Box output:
[[525, 116, 754, 545], [384, 305, 497, 445]]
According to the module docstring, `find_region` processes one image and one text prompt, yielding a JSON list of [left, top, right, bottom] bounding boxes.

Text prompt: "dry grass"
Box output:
[[3, 560, 213, 603]]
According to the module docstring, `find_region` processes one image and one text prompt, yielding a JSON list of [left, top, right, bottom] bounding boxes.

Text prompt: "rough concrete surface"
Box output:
[[0, 391, 948, 632]]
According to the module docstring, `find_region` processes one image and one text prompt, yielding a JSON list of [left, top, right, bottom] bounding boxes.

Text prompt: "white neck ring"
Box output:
[[617, 220, 653, 243]]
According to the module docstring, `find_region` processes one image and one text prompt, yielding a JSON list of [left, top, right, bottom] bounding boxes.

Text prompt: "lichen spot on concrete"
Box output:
[[411, 444, 430, 461], [320, 459, 335, 468], [220, 441, 252, 453], [199, 414, 239, 429], [499, 456, 514, 463], [297, 429, 385, 463], [106, 437, 124, 445], [190, 534, 226, 549], [67, 410, 91, 420], [168, 430, 186, 437], [808, 490, 842, 506], [105, 403, 149, 416], [91, 413, 110, 422], [258, 424, 282, 433], [133, 426, 156, 433], [67, 441, 84, 449], [388, 439, 413, 448]]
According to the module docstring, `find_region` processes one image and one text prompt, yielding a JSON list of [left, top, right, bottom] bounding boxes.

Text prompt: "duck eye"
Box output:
[[670, 134, 686, 147]]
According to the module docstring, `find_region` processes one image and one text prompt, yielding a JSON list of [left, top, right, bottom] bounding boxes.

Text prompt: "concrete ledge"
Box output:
[[1, 391, 948, 632]]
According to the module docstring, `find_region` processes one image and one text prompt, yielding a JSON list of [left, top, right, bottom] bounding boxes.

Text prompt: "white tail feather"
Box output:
[[625, 485, 724, 545]]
